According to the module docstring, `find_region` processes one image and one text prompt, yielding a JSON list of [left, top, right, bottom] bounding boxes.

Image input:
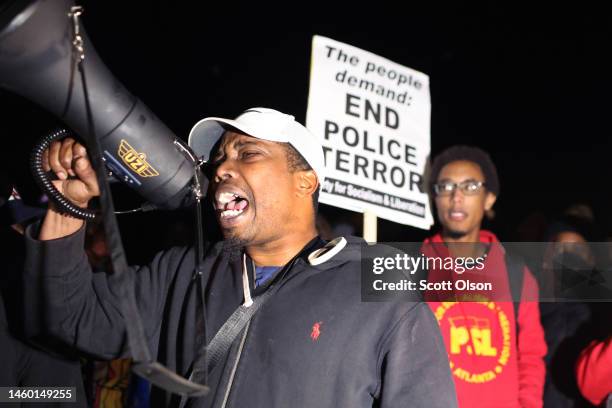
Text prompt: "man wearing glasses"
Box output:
[[421, 146, 547, 408]]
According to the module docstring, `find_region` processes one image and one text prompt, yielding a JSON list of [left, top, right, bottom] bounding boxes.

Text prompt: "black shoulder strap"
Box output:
[[215, 287, 274, 366], [505, 253, 525, 339], [190, 236, 326, 384], [179, 284, 278, 408], [178, 265, 284, 408]]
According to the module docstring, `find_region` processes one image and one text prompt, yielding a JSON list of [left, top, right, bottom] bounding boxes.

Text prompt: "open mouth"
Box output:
[[449, 210, 467, 221], [215, 191, 250, 220]]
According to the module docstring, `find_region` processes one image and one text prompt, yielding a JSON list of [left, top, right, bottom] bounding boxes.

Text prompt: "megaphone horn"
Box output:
[[0, 0, 196, 212], [0, 0, 212, 397]]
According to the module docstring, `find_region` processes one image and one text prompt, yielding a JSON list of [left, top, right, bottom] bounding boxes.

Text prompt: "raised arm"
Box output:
[[23, 137, 191, 359], [38, 137, 99, 240]]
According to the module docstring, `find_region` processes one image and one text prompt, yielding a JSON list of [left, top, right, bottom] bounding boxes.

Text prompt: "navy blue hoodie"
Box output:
[[24, 227, 457, 408]]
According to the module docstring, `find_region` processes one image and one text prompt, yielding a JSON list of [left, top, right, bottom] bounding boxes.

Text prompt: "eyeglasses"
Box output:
[[433, 180, 486, 196]]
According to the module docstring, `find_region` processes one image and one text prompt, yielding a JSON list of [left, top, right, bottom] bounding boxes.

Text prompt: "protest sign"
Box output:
[[307, 35, 433, 230]]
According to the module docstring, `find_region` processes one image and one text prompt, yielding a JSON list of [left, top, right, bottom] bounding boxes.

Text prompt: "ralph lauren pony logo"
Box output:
[[310, 321, 323, 341]]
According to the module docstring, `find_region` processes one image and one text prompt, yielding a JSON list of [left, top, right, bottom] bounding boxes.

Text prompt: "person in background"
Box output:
[[576, 335, 612, 407], [0, 184, 86, 407], [539, 212, 600, 407], [422, 145, 547, 408]]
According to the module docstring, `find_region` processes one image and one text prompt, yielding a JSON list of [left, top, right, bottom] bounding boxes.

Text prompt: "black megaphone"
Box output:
[[0, 0, 197, 215]]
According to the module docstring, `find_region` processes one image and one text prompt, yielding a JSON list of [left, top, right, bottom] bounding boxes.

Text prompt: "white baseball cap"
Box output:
[[188, 108, 325, 182]]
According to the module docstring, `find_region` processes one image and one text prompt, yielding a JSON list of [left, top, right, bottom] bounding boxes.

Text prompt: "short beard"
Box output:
[[222, 235, 248, 262], [445, 229, 467, 240]]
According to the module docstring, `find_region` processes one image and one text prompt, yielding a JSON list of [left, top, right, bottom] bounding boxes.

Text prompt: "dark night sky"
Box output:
[[2, 1, 612, 257]]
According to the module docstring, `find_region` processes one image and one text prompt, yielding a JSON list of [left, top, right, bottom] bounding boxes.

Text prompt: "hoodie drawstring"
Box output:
[[242, 254, 253, 307]]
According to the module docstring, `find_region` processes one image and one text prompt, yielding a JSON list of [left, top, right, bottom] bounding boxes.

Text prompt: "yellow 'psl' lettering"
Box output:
[[470, 328, 497, 357], [441, 302, 510, 384], [450, 326, 470, 354], [450, 320, 497, 356]]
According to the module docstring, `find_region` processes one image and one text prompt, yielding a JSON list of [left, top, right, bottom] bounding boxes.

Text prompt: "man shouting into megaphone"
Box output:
[[23, 107, 456, 408]]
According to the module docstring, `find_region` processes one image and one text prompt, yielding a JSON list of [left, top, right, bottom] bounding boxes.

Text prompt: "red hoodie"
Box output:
[[422, 230, 547, 408], [576, 336, 612, 406]]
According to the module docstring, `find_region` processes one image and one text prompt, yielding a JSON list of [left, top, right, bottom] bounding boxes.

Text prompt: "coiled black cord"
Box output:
[[30, 128, 98, 221]]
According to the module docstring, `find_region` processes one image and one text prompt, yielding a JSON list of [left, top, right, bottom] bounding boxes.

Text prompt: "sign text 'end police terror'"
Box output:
[[323, 94, 424, 193], [307, 35, 433, 228]]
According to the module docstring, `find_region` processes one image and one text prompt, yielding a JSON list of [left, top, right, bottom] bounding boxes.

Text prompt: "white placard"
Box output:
[[306, 35, 433, 230]]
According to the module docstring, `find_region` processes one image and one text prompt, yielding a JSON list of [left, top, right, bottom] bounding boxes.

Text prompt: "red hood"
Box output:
[[424, 229, 499, 245]]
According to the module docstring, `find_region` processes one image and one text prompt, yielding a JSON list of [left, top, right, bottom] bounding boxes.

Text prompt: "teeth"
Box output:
[[218, 192, 239, 204], [220, 208, 244, 218]]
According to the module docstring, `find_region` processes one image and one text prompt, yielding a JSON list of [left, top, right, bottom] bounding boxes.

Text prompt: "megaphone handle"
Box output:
[[30, 128, 98, 221]]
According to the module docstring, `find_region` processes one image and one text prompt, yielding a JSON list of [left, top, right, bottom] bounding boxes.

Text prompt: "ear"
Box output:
[[294, 170, 319, 199], [484, 192, 497, 211]]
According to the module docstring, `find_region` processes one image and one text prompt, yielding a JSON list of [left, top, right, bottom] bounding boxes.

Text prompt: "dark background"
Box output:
[[2, 2, 611, 261]]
